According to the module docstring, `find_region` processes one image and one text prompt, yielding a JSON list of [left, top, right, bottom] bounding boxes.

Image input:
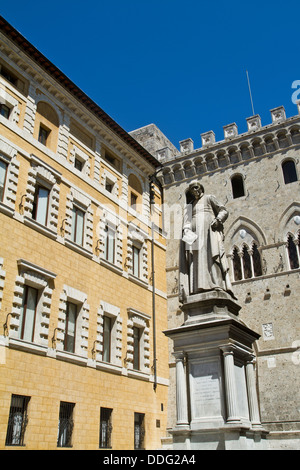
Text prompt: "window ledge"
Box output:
[[94, 360, 123, 375], [128, 273, 148, 288], [64, 239, 93, 259], [100, 258, 123, 275], [232, 267, 300, 285], [8, 337, 48, 356], [127, 368, 150, 381], [55, 349, 88, 366], [0, 201, 14, 218], [24, 216, 57, 240]]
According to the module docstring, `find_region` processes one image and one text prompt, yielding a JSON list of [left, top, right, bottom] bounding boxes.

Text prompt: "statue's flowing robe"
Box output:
[[179, 194, 233, 299]]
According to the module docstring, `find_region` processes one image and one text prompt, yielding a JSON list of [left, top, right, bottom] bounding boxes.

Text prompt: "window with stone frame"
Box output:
[[95, 301, 122, 366], [126, 308, 150, 373], [10, 260, 56, 347], [56, 286, 90, 358], [0, 87, 21, 124], [34, 101, 59, 153], [97, 209, 123, 269], [69, 145, 90, 176], [23, 156, 60, 234], [0, 140, 20, 214], [64, 188, 93, 254], [0, 158, 8, 202], [127, 224, 148, 284]]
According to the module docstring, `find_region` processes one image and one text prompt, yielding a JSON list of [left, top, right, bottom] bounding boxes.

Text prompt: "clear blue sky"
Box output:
[[1, 1, 300, 149]]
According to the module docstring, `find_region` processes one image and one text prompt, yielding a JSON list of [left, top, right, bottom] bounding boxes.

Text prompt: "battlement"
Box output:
[[178, 105, 300, 156], [154, 104, 300, 187]]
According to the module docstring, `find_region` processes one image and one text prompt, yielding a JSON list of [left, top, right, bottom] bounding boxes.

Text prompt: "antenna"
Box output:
[[246, 70, 255, 116]]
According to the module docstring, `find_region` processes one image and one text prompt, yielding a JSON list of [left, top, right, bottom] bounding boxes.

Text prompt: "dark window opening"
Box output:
[[231, 175, 245, 199], [282, 160, 298, 184], [57, 401, 75, 448], [5, 395, 30, 446], [99, 407, 113, 448]]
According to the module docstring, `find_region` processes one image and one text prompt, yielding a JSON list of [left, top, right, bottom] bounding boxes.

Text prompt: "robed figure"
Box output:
[[179, 181, 234, 302]]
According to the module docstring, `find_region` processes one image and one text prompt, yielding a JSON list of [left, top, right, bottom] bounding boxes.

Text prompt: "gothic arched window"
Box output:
[[287, 234, 299, 269], [242, 245, 252, 279], [231, 174, 245, 199], [252, 243, 262, 277], [282, 160, 298, 184], [232, 247, 242, 281]]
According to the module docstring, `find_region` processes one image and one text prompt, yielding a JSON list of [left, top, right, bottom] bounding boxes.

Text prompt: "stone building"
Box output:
[[132, 108, 300, 449], [0, 16, 169, 450]]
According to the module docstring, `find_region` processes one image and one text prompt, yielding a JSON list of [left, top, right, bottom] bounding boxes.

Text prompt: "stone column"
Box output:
[[175, 353, 189, 426], [221, 347, 240, 423], [245, 356, 262, 427]]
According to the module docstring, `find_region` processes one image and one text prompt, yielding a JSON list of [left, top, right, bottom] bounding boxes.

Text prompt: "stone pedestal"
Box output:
[[164, 291, 268, 450]]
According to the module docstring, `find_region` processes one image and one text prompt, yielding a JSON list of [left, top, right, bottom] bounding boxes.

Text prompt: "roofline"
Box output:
[[0, 15, 161, 170]]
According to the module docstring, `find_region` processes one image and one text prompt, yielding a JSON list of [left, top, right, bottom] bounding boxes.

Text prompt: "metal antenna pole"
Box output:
[[246, 70, 255, 116]]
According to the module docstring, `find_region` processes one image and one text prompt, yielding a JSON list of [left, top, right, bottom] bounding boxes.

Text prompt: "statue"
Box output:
[[179, 181, 235, 301]]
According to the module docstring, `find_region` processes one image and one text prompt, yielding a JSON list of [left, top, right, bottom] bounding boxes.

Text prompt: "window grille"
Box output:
[[99, 407, 113, 448], [134, 412, 145, 450], [57, 401, 75, 448], [5, 394, 30, 446]]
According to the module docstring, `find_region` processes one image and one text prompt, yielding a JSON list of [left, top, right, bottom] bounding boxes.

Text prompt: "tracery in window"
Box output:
[[231, 242, 262, 281]]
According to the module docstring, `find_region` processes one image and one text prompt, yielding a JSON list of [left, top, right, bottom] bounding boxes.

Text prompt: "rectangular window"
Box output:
[[64, 302, 77, 353], [57, 401, 75, 448], [0, 159, 8, 202], [104, 226, 115, 264], [132, 245, 140, 278], [74, 157, 83, 172], [134, 412, 145, 450], [99, 407, 113, 448], [5, 394, 30, 446], [38, 125, 50, 146], [103, 315, 112, 362], [19, 286, 38, 342], [71, 206, 85, 246], [105, 181, 114, 193], [32, 184, 50, 225], [133, 326, 140, 370], [131, 192, 137, 210], [0, 103, 10, 119]]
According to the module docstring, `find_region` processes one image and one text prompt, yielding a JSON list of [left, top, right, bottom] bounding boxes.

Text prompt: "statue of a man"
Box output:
[[179, 181, 234, 301]]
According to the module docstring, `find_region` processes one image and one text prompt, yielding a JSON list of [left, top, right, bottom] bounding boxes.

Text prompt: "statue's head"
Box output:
[[187, 181, 204, 201]]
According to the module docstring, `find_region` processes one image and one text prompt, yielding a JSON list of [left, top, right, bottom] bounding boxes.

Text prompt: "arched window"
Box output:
[[282, 160, 298, 184], [34, 101, 59, 152], [231, 242, 263, 281], [287, 234, 299, 269], [232, 247, 242, 281], [128, 174, 143, 212], [242, 245, 252, 279], [252, 243, 262, 277], [231, 174, 245, 199]]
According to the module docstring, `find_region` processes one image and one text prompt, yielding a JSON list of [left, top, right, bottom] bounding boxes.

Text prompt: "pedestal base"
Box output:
[[168, 425, 269, 450], [164, 289, 268, 450]]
